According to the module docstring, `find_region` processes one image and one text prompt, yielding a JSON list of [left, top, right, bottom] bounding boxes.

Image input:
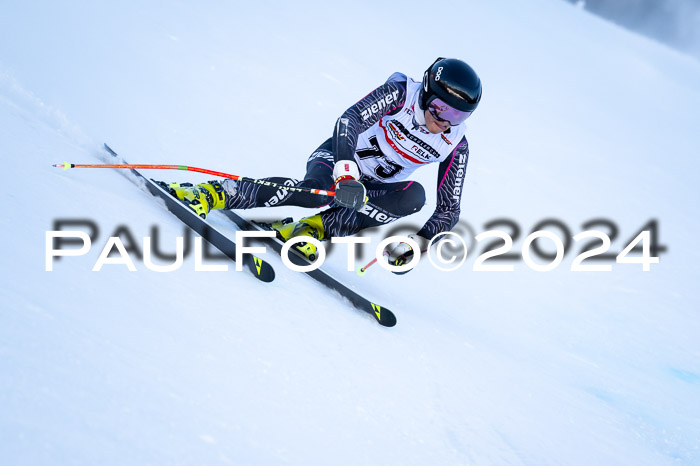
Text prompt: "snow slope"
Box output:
[[1, 0, 699, 464]]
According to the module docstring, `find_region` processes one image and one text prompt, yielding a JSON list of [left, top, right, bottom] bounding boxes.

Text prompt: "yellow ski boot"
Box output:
[[157, 180, 226, 219], [271, 214, 325, 261]]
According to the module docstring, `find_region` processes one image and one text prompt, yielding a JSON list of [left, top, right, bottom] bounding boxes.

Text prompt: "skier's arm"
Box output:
[[417, 137, 470, 239], [332, 74, 407, 164]]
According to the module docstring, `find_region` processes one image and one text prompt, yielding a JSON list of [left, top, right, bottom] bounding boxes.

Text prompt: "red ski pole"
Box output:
[[53, 162, 336, 198]]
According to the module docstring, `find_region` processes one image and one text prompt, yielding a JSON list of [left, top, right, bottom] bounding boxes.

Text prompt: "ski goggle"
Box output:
[[427, 97, 472, 126]]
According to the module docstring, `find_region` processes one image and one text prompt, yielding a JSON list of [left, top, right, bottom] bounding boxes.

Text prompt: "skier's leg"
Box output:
[[222, 139, 335, 210], [269, 179, 425, 260], [319, 180, 426, 238], [274, 179, 425, 244]]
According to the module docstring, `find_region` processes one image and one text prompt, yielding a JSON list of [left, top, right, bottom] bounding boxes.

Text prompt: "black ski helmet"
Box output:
[[419, 57, 482, 114]]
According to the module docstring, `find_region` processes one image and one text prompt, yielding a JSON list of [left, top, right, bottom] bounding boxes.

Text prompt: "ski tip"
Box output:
[[247, 255, 275, 283], [379, 311, 397, 327], [370, 303, 397, 327]]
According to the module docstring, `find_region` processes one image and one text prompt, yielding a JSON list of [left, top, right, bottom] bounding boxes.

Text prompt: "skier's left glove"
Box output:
[[386, 234, 430, 272], [333, 161, 367, 211]]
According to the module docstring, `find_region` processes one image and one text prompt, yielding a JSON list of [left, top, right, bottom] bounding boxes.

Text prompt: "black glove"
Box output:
[[334, 177, 367, 210], [332, 161, 367, 211]]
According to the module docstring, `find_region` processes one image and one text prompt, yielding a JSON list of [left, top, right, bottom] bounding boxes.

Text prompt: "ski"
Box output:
[[216, 210, 397, 327], [102, 143, 275, 283]]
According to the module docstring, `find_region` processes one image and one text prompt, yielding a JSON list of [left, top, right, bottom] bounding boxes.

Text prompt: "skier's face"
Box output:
[[424, 109, 450, 134]]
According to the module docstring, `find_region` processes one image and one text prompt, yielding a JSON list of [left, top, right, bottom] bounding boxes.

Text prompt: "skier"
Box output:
[[160, 57, 481, 268]]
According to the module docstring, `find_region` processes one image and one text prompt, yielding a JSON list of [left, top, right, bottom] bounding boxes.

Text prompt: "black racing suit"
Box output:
[[223, 74, 470, 239]]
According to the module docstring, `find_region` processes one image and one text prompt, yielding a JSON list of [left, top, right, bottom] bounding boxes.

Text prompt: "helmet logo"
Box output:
[[423, 71, 429, 92], [435, 66, 443, 81]]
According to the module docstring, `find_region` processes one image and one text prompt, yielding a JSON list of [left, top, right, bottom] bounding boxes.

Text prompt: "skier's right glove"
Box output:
[[332, 161, 367, 211]]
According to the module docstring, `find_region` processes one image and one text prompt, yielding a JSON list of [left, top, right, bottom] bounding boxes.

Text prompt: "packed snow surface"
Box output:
[[1, 0, 699, 464]]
